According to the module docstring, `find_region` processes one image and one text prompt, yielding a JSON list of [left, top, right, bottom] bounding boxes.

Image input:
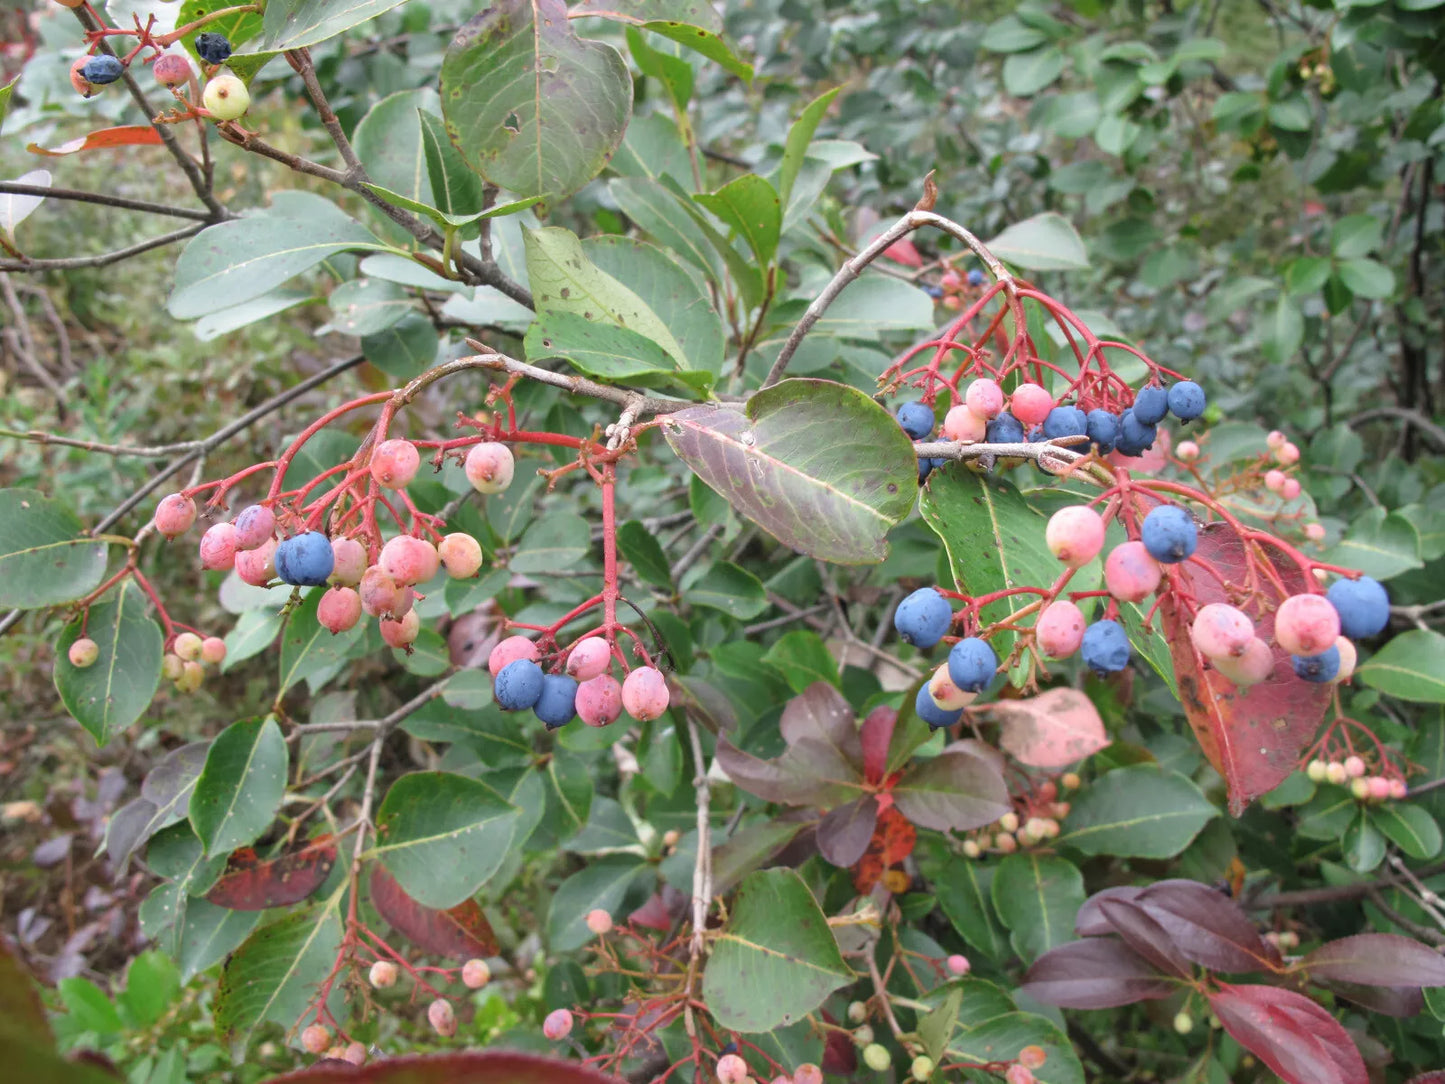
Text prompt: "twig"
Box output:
[[464, 342, 693, 415], [1249, 859, 1445, 909], [670, 523, 723, 583], [685, 716, 713, 958], [1366, 888, 1445, 946], [0, 224, 205, 272], [1348, 407, 1445, 451], [286, 670, 456, 737], [0, 182, 213, 222]]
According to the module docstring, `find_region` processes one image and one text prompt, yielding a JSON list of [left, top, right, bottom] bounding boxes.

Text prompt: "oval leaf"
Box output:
[[55, 581, 163, 746], [369, 865, 499, 960], [991, 688, 1110, 768], [892, 749, 1012, 832], [985, 212, 1089, 271], [215, 906, 343, 1051], [1300, 933, 1445, 988], [0, 488, 108, 609], [265, 1051, 630, 1084], [1056, 765, 1218, 858], [1021, 937, 1177, 1008], [189, 716, 288, 856], [205, 836, 338, 911]]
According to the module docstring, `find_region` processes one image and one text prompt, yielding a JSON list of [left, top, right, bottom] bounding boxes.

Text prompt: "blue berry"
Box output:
[[495, 659, 544, 711], [966, 269, 986, 287], [1140, 505, 1198, 564], [1167, 381, 1206, 421], [985, 412, 1024, 444], [915, 683, 962, 730], [918, 456, 946, 484], [534, 674, 578, 728], [1292, 646, 1340, 684], [81, 55, 125, 86], [922, 284, 944, 300], [273, 531, 335, 586], [895, 588, 953, 648], [1042, 406, 1088, 440], [194, 33, 233, 64], [947, 637, 997, 693], [1115, 410, 1158, 456], [1327, 576, 1389, 639], [897, 401, 934, 440], [1081, 620, 1131, 673], [1133, 386, 1169, 425], [1086, 409, 1119, 452]]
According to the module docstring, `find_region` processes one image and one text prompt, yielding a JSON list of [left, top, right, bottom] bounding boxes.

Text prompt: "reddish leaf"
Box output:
[[1209, 984, 1368, 1084], [369, 866, 497, 960], [1095, 898, 1192, 977], [1137, 880, 1278, 973], [1020, 938, 1178, 1008], [28, 126, 165, 157], [891, 749, 1010, 831], [779, 682, 864, 771], [205, 836, 338, 911], [1157, 522, 1332, 813], [1074, 885, 1147, 936], [1315, 978, 1424, 1018], [859, 705, 894, 785], [714, 736, 864, 807], [990, 687, 1111, 768], [627, 890, 683, 932], [881, 239, 924, 268], [816, 796, 878, 868], [822, 1016, 858, 1074], [266, 1051, 626, 1083], [851, 804, 917, 893], [1299, 933, 1445, 988]]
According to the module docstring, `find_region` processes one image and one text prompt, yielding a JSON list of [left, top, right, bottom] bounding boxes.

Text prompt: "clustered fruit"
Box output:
[[64, 25, 251, 123], [957, 777, 1079, 857], [489, 633, 669, 731], [1305, 753, 1408, 804]]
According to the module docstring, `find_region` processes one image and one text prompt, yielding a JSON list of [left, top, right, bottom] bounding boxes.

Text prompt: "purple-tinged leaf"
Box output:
[[1074, 885, 1148, 936], [816, 796, 878, 868], [780, 682, 863, 771], [1209, 984, 1367, 1084], [859, 705, 894, 785], [1096, 897, 1192, 978], [892, 749, 1010, 831], [266, 1050, 628, 1083], [1299, 933, 1445, 988], [205, 836, 338, 911], [1020, 938, 1178, 1008], [1315, 977, 1424, 1018], [715, 737, 864, 807], [1137, 880, 1280, 972]]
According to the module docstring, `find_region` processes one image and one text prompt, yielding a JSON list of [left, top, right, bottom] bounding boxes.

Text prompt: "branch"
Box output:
[[1348, 407, 1445, 451], [1248, 859, 1445, 909], [0, 182, 213, 222], [685, 716, 713, 959], [0, 224, 204, 272], [462, 340, 697, 414]]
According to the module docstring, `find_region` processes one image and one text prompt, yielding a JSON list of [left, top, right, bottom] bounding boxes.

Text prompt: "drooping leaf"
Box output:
[[1132, 880, 1278, 972], [369, 865, 498, 960], [1056, 765, 1218, 858], [892, 749, 1011, 832], [214, 905, 343, 1052], [0, 169, 50, 240], [1020, 938, 1177, 1008], [637, 21, 752, 82], [1208, 983, 1368, 1084], [524, 313, 711, 397], [0, 488, 108, 609], [188, 716, 288, 856], [418, 110, 484, 220], [54, 582, 163, 746], [106, 743, 209, 872], [990, 688, 1110, 768], [776, 88, 842, 210], [1299, 933, 1445, 988], [990, 853, 1085, 963], [205, 836, 338, 911], [985, 212, 1089, 271]]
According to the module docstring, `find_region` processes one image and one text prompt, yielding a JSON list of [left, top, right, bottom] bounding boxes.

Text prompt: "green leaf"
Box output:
[[1370, 802, 1442, 859], [687, 561, 768, 620], [1321, 507, 1422, 581], [951, 1012, 1084, 1084], [1262, 293, 1304, 364], [546, 856, 651, 951], [194, 288, 313, 342], [762, 631, 838, 693], [617, 520, 672, 588], [927, 854, 1010, 962], [419, 110, 484, 221], [352, 89, 435, 238], [639, 21, 752, 81], [809, 273, 939, 335], [394, 626, 450, 676], [609, 177, 722, 279], [1284, 255, 1333, 296], [188, 717, 288, 856], [985, 212, 1089, 271], [989, 853, 1085, 963], [278, 587, 368, 694], [373, 771, 520, 909], [702, 868, 853, 1032], [363, 311, 440, 380], [440, 0, 632, 205], [918, 985, 962, 1065], [325, 278, 409, 336], [1056, 765, 1218, 857], [777, 87, 842, 210], [627, 25, 695, 113], [525, 314, 710, 396], [253, 0, 408, 51], [0, 77, 16, 136], [58, 977, 122, 1035], [511, 512, 592, 574], [54, 582, 162, 746], [981, 15, 1049, 52], [657, 173, 766, 308], [573, 0, 722, 29], [214, 906, 343, 1053], [1268, 96, 1313, 132], [1336, 257, 1396, 299], [222, 608, 284, 671], [694, 173, 782, 268], [0, 488, 108, 609], [115, 951, 180, 1030], [1358, 631, 1445, 703], [1003, 47, 1066, 96], [662, 379, 918, 564], [168, 192, 385, 320], [1331, 213, 1383, 259], [1344, 810, 1386, 873]]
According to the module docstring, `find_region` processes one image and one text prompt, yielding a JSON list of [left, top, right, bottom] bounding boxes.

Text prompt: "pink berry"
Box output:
[[1104, 541, 1163, 603], [1332, 636, 1357, 683], [542, 1008, 573, 1041], [371, 439, 421, 489], [1274, 594, 1340, 656], [428, 998, 456, 1037], [576, 674, 623, 727], [1276, 441, 1300, 466], [1344, 755, 1366, 779], [462, 958, 491, 988], [1010, 383, 1053, 426], [369, 960, 398, 988], [329, 538, 367, 586], [200, 636, 227, 665], [68, 637, 99, 668], [199, 522, 238, 571], [1281, 477, 1301, 500], [437, 532, 483, 578], [717, 1054, 748, 1084], [1035, 601, 1085, 659], [585, 908, 613, 935], [235, 537, 277, 586], [1265, 469, 1286, 493], [360, 566, 409, 619], [488, 634, 540, 677], [622, 666, 670, 721], [379, 535, 439, 586], [464, 442, 515, 494], [1176, 440, 1199, 462], [1006, 1066, 1036, 1084], [964, 378, 1004, 419], [342, 1042, 366, 1066], [380, 609, 421, 648], [1213, 637, 1274, 687], [1389, 778, 1408, 800], [232, 504, 275, 550], [1367, 776, 1391, 801], [1045, 506, 1105, 568], [946, 953, 971, 975], [565, 636, 612, 681], [1304, 523, 1326, 543], [301, 1024, 330, 1054], [941, 405, 987, 443], [173, 632, 203, 661], [318, 586, 362, 634], [1267, 430, 1286, 449], [928, 665, 976, 710], [794, 1065, 822, 1084], [1190, 603, 1254, 659], [153, 493, 197, 538], [1018, 1045, 1047, 1070]]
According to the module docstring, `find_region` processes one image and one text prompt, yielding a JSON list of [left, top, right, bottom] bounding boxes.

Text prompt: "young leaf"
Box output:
[[369, 865, 499, 959], [776, 87, 841, 210], [188, 716, 288, 856], [0, 488, 108, 609], [54, 581, 163, 746], [419, 111, 485, 221], [694, 174, 781, 268]]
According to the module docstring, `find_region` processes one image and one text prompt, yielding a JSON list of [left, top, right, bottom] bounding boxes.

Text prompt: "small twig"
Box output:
[[0, 182, 213, 222], [1348, 407, 1445, 451], [0, 224, 205, 272], [1366, 888, 1445, 946], [464, 342, 692, 415], [670, 523, 723, 582], [685, 716, 713, 958]]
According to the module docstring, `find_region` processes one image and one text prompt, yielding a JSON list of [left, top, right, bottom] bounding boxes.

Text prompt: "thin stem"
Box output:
[[0, 182, 212, 222], [0, 224, 204, 272]]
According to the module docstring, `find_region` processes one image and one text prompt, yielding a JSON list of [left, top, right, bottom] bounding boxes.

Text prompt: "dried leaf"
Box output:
[[205, 836, 337, 911], [369, 866, 497, 960], [990, 688, 1110, 768], [28, 126, 165, 156], [851, 804, 917, 893]]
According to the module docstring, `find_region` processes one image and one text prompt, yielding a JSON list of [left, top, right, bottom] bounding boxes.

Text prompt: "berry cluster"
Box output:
[[489, 632, 669, 731], [1304, 754, 1408, 803], [957, 776, 1078, 857]]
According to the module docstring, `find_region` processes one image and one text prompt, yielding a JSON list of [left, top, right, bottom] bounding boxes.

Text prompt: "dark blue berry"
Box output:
[[897, 401, 934, 440], [1042, 406, 1088, 440], [1140, 505, 1198, 564], [534, 674, 578, 728], [1133, 386, 1169, 425], [1081, 620, 1131, 673], [1167, 381, 1206, 421], [918, 455, 946, 484], [966, 269, 986, 287], [1115, 410, 1157, 456], [985, 412, 1024, 444], [922, 284, 944, 300], [273, 531, 335, 586], [1326, 576, 1389, 639], [495, 659, 544, 711], [81, 55, 125, 86], [1292, 646, 1340, 684], [947, 637, 997, 692], [194, 33, 233, 64], [894, 588, 953, 649], [1086, 409, 1119, 452], [915, 684, 963, 730]]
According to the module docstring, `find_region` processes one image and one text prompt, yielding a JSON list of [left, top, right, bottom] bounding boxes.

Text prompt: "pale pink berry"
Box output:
[[329, 538, 367, 586], [622, 666, 670, 721], [1035, 601, 1085, 659], [928, 665, 976, 710], [1351, 778, 1371, 801], [1327, 761, 1349, 786], [1274, 594, 1340, 656], [1332, 636, 1357, 683], [380, 609, 421, 648], [360, 566, 408, 619], [1266, 430, 1286, 449], [565, 637, 612, 681], [235, 537, 277, 586], [464, 442, 515, 494], [371, 439, 420, 489], [1045, 506, 1105, 568], [68, 637, 99, 668], [1018, 1045, 1047, 1070], [438, 532, 483, 578], [369, 960, 398, 988], [300, 1024, 330, 1054], [154, 493, 197, 538], [1344, 755, 1366, 779], [1190, 603, 1254, 659], [1276, 441, 1300, 466], [1265, 469, 1286, 493], [1281, 477, 1301, 500], [542, 1008, 573, 1040], [577, 674, 623, 727], [232, 504, 275, 550], [1367, 776, 1391, 802], [1304, 523, 1326, 543], [1213, 637, 1274, 687], [941, 405, 987, 443], [946, 954, 971, 975], [1006, 1065, 1037, 1084], [1010, 383, 1053, 426], [462, 958, 491, 989], [794, 1065, 822, 1084], [428, 998, 456, 1037], [585, 908, 613, 935], [488, 634, 540, 677], [173, 632, 203, 661], [1176, 440, 1199, 462], [318, 587, 362, 634], [964, 378, 1004, 419], [342, 1042, 366, 1066], [1104, 541, 1163, 603], [1389, 778, 1408, 800], [379, 535, 439, 586], [200, 636, 227, 665], [199, 522, 238, 571], [717, 1054, 749, 1084]]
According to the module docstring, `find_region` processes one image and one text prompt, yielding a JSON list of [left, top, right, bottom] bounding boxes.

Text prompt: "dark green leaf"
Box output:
[[1358, 631, 1445, 703], [1057, 766, 1218, 858], [990, 854, 1085, 963], [214, 906, 343, 1051], [0, 488, 108, 609], [188, 717, 287, 856], [54, 582, 162, 746]]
